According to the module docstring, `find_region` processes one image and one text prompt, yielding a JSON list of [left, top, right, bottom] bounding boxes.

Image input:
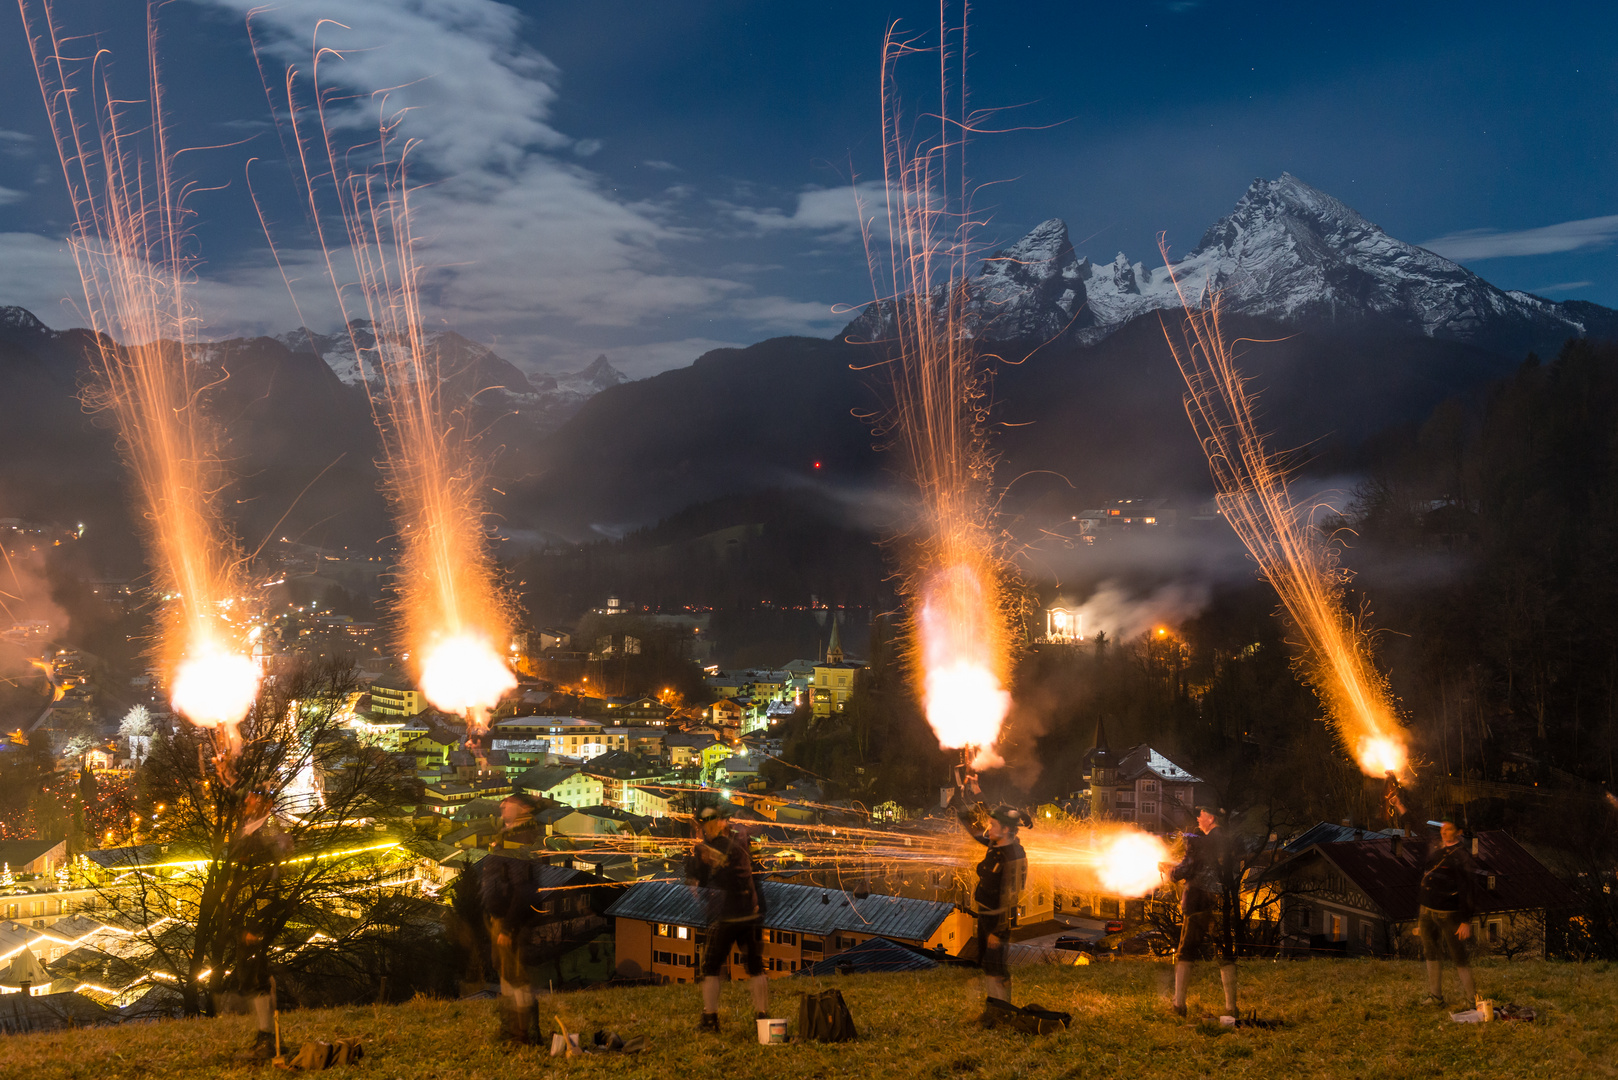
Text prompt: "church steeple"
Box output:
[[825, 618, 844, 664], [1087, 715, 1118, 821]]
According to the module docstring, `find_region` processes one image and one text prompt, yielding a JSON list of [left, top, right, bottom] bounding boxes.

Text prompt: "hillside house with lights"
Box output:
[[1076, 717, 1201, 833]]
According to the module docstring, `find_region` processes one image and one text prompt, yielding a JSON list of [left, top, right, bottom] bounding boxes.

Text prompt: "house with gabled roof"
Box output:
[[0, 988, 112, 1032], [516, 764, 604, 808], [1075, 717, 1202, 833], [0, 839, 67, 877], [606, 879, 972, 982], [1264, 828, 1576, 957]]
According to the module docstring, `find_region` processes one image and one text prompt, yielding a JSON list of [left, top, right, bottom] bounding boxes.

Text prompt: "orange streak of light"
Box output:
[[868, 14, 1016, 770], [19, 1, 259, 736], [266, 31, 513, 725], [1159, 261, 1407, 778]]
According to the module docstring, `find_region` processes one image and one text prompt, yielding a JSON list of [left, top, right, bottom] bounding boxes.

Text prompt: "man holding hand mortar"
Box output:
[[687, 803, 769, 1033], [953, 770, 1029, 1020]]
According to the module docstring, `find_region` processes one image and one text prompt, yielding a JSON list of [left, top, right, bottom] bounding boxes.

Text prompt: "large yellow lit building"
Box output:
[[811, 621, 865, 719]]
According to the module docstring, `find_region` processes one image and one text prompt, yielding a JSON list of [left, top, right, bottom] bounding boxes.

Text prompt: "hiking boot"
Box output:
[[238, 1030, 277, 1063], [1171, 1003, 1187, 1018], [699, 1012, 720, 1034], [1419, 994, 1445, 1007], [978, 996, 1011, 1029], [755, 1011, 769, 1021]]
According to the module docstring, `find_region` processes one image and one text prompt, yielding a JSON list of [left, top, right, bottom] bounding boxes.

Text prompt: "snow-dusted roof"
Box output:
[[1117, 744, 1201, 784]]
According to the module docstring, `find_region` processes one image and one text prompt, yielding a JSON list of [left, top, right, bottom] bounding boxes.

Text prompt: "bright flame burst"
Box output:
[[1160, 270, 1407, 777], [868, 16, 1017, 769], [1017, 821, 1171, 899], [265, 30, 513, 724], [21, 2, 259, 735], [171, 646, 261, 732], [918, 565, 1010, 769], [419, 633, 515, 719]]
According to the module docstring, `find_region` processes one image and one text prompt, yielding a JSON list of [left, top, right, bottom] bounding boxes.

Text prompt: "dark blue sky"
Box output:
[[1, 0, 1613, 376]]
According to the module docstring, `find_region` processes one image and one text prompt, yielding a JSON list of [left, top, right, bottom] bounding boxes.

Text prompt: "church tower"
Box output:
[[825, 618, 844, 665], [1087, 715, 1117, 821]]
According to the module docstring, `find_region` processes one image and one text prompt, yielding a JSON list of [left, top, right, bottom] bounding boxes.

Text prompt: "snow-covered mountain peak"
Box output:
[[843, 173, 1618, 355], [272, 323, 631, 431], [0, 306, 49, 334]]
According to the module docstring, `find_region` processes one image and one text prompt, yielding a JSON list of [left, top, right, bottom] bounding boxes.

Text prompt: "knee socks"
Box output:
[[1219, 964, 1237, 1014]]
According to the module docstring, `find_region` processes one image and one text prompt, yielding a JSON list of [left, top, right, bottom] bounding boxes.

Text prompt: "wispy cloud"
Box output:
[[0, 187, 27, 206], [727, 181, 887, 240], [155, 0, 845, 375], [1423, 214, 1618, 261]]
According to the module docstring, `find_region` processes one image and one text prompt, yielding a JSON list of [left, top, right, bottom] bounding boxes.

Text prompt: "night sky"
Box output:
[[1, 0, 1613, 377]]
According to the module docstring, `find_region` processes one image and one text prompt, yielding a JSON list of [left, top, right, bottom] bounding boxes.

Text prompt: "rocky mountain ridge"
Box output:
[[844, 173, 1618, 358]]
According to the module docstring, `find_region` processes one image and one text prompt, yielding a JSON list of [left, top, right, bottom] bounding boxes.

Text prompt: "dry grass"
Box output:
[[8, 959, 1614, 1080]]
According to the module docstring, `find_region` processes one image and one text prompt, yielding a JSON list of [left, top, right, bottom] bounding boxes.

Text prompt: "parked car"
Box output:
[[1104, 919, 1125, 934], [1115, 929, 1175, 957]]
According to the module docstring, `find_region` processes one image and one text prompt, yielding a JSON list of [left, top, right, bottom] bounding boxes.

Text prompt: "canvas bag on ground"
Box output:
[[797, 988, 857, 1042]]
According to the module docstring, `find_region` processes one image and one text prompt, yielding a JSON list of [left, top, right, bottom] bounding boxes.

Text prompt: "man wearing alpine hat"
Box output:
[[686, 802, 769, 1033], [1170, 804, 1239, 1019], [955, 772, 1030, 1015]]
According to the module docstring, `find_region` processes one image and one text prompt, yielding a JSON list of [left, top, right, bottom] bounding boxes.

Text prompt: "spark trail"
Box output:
[[1159, 267, 1407, 777], [266, 30, 513, 726], [20, 1, 259, 741], [867, 14, 1017, 769]]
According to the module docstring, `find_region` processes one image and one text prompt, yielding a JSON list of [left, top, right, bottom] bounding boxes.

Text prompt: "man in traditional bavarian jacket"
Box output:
[[687, 803, 769, 1033], [1391, 793, 1481, 1006], [1170, 805, 1238, 1019], [956, 775, 1029, 1015]]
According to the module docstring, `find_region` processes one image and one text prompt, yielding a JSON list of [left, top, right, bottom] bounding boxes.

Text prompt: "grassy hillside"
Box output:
[[8, 959, 1613, 1080]]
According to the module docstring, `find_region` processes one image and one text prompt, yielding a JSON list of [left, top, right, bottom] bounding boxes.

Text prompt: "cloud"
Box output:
[[1422, 214, 1618, 261], [169, 0, 838, 376], [727, 181, 888, 240], [0, 187, 27, 206], [641, 160, 679, 171], [0, 233, 91, 327], [728, 295, 847, 336], [1528, 280, 1592, 295]]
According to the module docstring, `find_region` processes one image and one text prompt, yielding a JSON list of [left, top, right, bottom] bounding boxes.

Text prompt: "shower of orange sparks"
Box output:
[[19, 1, 259, 738], [1158, 253, 1408, 778], [264, 31, 513, 725], [866, 15, 1018, 770]]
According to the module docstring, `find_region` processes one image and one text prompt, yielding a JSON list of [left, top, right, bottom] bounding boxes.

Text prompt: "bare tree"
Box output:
[[85, 659, 424, 1014]]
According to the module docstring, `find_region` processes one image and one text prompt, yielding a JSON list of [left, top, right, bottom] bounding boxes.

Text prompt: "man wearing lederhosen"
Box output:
[[1170, 804, 1238, 1019], [955, 773, 1029, 1018], [687, 803, 769, 1033]]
